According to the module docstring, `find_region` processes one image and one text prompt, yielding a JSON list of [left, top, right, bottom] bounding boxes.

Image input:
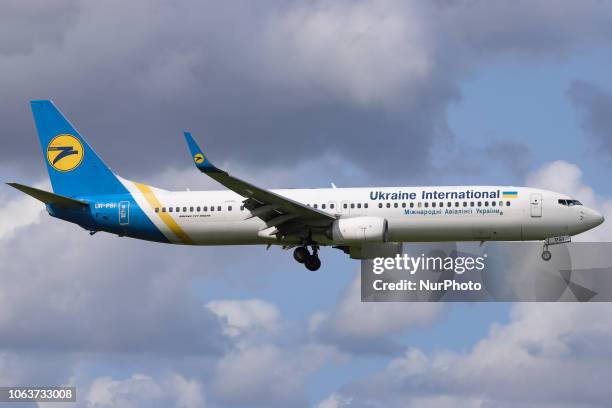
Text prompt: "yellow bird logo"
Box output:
[[194, 153, 205, 164], [46, 134, 84, 172]]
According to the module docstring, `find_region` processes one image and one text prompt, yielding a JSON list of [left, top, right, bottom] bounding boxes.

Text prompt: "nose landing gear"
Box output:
[[293, 245, 321, 271], [541, 248, 552, 261], [541, 235, 571, 261]]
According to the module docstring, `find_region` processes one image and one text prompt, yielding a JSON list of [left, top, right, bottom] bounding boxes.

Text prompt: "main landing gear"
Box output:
[[293, 245, 321, 271]]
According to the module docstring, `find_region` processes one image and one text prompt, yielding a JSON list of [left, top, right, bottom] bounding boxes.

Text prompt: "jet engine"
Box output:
[[329, 217, 389, 244]]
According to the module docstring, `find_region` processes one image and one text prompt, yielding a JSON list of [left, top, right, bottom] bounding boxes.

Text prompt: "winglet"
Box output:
[[183, 132, 224, 173]]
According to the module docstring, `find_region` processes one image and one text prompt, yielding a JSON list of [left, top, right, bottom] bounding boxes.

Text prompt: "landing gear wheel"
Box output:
[[541, 250, 552, 261], [293, 247, 310, 263], [304, 255, 321, 271]]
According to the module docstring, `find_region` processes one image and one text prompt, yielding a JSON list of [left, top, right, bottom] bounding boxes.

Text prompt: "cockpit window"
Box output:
[[558, 199, 582, 206]]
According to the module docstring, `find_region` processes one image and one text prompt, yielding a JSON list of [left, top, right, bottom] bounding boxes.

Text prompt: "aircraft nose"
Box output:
[[584, 208, 604, 228]]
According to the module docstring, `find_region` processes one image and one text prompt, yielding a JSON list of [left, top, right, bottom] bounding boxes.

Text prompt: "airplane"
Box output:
[[8, 100, 605, 271]]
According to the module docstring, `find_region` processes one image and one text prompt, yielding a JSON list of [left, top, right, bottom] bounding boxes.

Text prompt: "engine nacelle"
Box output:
[[330, 217, 389, 244]]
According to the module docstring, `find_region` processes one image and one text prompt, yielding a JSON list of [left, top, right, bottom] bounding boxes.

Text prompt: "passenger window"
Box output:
[[476, 202, 481, 207], [169, 207, 173, 212], [155, 208, 159, 213], [197, 206, 201, 212], [204, 206, 208, 211], [330, 204, 335, 209], [447, 202, 451, 207], [410, 202, 414, 208], [217, 206, 221, 211], [322, 204, 326, 209], [386, 203, 391, 208], [190, 207, 194, 212], [357, 203, 361, 209], [378, 203, 383, 208], [484, 201, 489, 207], [350, 203, 355, 209], [470, 202, 474, 207], [343, 203, 348, 209], [440, 202, 444, 207], [210, 206, 214, 211], [418, 202, 422, 208], [240, 206, 244, 211], [455, 202, 459, 207], [431, 202, 436, 207], [506, 201, 511, 206], [228, 206, 232, 211], [424, 202, 429, 208], [176, 207, 180, 212], [402, 202, 406, 208], [314, 204, 318, 209], [491, 201, 496, 207], [364, 203, 368, 209], [463, 202, 467, 207], [499, 201, 503, 207], [162, 207, 166, 212]]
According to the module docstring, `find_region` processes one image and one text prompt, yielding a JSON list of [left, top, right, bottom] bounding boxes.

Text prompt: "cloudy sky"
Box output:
[[2, 0, 612, 407]]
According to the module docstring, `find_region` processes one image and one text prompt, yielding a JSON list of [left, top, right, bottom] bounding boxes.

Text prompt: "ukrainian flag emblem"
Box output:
[[503, 191, 518, 198]]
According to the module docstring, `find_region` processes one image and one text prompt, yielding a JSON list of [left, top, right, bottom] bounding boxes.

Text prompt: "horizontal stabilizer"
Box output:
[[7, 183, 89, 209]]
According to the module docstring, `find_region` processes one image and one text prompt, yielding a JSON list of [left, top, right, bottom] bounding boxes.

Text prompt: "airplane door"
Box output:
[[530, 193, 542, 217]]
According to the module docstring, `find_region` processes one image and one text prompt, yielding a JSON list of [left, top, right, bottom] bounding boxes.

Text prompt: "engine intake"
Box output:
[[330, 217, 389, 244]]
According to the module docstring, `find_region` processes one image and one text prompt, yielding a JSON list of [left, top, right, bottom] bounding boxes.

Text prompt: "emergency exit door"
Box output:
[[530, 193, 542, 217]]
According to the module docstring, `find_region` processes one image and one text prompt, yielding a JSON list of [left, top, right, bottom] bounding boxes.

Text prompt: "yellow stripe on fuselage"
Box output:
[[133, 181, 195, 245]]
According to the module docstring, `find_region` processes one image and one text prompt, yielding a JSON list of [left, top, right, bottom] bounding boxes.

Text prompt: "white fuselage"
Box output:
[[123, 184, 604, 246]]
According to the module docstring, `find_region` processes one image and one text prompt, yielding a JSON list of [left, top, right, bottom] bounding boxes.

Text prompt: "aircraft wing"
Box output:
[[183, 132, 336, 240]]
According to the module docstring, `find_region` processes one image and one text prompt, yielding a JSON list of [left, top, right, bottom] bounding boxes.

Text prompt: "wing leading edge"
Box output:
[[182, 132, 335, 240]]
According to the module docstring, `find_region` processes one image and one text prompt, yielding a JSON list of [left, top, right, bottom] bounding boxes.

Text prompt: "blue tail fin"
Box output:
[[30, 100, 127, 197]]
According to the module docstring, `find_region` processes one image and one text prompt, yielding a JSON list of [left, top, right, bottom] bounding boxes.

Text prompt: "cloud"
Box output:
[[0, 180, 48, 240], [437, 0, 612, 59], [83, 373, 204, 408], [262, 0, 433, 107], [207, 299, 280, 338], [0, 174, 230, 354], [324, 303, 612, 407], [211, 343, 342, 408], [568, 80, 612, 157], [3, 1, 611, 182], [526, 160, 612, 240], [0, 0, 78, 55], [310, 272, 442, 354], [316, 392, 353, 408]]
